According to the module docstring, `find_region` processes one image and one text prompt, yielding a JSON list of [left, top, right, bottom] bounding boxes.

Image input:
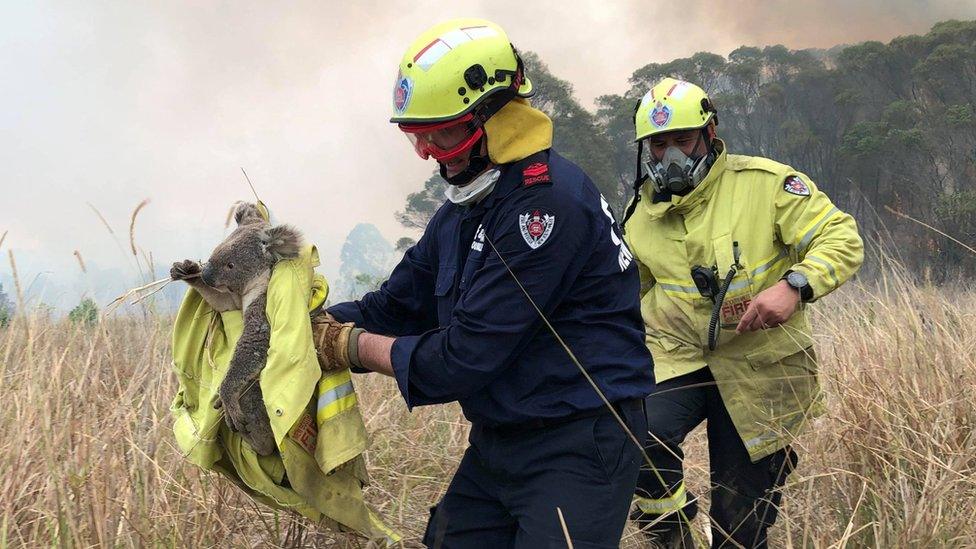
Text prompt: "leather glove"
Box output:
[[311, 312, 365, 371]]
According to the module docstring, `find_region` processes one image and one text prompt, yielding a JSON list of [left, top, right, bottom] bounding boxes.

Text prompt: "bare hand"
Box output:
[[735, 280, 800, 333]]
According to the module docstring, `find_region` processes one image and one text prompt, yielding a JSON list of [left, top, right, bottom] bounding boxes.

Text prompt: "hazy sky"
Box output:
[[1, 0, 974, 306]]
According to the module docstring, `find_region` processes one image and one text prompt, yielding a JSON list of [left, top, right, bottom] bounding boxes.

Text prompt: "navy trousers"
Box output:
[[422, 400, 646, 548]]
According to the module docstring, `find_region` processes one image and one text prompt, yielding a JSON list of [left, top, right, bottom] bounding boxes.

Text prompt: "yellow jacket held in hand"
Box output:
[[170, 244, 399, 543], [624, 141, 864, 460]]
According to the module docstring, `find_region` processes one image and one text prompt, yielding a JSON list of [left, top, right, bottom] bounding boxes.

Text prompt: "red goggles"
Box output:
[[399, 113, 484, 162]]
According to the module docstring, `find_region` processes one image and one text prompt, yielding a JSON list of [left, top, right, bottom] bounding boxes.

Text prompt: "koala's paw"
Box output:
[[170, 259, 202, 281], [224, 386, 276, 456], [243, 420, 277, 456], [217, 384, 244, 432], [233, 201, 264, 226], [220, 399, 244, 434]]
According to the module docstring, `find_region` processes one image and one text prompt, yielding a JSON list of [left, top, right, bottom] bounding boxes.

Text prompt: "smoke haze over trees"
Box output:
[[334, 224, 396, 302], [600, 20, 976, 277], [395, 20, 975, 279], [4, 13, 973, 316]]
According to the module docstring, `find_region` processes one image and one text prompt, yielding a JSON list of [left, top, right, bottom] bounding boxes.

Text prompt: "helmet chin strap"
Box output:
[[439, 134, 491, 186], [620, 140, 645, 230]]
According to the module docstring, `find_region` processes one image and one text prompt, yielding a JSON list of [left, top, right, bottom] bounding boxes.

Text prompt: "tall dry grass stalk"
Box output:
[[6, 250, 23, 312], [129, 200, 150, 257], [0, 274, 974, 547], [87, 202, 138, 274], [87, 203, 115, 235], [241, 167, 261, 203], [73, 250, 87, 274]]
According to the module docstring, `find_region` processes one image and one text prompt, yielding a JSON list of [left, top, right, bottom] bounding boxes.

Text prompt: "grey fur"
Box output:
[[170, 201, 303, 456]]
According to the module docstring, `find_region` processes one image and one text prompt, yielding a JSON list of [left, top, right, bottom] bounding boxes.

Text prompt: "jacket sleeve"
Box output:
[[390, 188, 595, 408], [327, 229, 438, 337], [774, 173, 864, 301]]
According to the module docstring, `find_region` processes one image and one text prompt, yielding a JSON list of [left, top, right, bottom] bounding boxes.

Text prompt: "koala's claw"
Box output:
[[218, 388, 243, 429], [222, 402, 242, 433], [219, 392, 275, 455], [247, 425, 277, 456], [170, 259, 202, 281]]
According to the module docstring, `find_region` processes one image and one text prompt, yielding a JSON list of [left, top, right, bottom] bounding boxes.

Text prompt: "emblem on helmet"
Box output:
[[393, 73, 413, 114], [650, 101, 672, 128]]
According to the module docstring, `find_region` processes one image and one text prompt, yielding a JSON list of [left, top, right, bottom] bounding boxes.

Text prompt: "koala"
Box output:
[[171, 202, 302, 456]]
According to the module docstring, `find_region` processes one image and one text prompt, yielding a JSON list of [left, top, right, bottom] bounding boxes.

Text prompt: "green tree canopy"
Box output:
[[597, 20, 976, 277], [398, 20, 976, 277]]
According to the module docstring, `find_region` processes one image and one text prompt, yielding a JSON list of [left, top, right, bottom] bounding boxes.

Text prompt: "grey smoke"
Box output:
[[0, 1, 972, 309]]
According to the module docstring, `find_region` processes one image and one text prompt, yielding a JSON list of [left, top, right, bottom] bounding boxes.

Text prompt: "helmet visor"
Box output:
[[400, 114, 483, 162]]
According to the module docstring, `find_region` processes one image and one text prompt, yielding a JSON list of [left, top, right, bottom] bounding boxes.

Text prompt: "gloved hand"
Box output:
[[311, 312, 366, 371]]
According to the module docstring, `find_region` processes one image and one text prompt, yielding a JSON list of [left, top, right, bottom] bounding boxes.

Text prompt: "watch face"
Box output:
[[787, 271, 808, 288]]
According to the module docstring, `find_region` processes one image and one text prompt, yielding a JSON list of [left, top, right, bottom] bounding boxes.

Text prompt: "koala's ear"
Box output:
[[234, 202, 265, 226], [262, 224, 303, 261]]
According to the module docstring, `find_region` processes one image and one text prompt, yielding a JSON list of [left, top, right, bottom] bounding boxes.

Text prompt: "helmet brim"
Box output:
[[634, 113, 716, 143], [390, 76, 536, 124]]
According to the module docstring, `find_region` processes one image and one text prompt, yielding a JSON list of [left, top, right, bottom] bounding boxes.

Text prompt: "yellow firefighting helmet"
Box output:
[[634, 77, 716, 142], [390, 18, 534, 124]]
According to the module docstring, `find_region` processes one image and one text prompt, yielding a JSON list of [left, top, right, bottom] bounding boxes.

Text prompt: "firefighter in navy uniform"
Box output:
[[313, 19, 654, 547], [622, 78, 863, 548]]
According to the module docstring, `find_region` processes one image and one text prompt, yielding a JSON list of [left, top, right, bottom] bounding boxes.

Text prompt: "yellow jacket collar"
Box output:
[[640, 139, 728, 218], [484, 98, 553, 165]]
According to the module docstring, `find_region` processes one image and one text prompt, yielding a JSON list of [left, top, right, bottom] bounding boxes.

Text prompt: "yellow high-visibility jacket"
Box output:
[[170, 244, 399, 543], [624, 140, 863, 460]]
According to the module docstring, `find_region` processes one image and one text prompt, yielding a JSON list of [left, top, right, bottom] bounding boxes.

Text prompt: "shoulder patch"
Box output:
[[519, 209, 555, 249], [783, 175, 810, 196], [522, 162, 552, 187]]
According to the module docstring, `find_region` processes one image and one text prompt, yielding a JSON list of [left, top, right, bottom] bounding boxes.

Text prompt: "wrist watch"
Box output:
[[782, 270, 813, 301]]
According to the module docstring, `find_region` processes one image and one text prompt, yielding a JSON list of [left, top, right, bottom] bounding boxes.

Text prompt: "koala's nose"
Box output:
[[201, 265, 216, 287]]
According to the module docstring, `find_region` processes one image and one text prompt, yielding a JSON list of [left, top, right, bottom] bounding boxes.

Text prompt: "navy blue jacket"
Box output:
[[329, 150, 654, 426]]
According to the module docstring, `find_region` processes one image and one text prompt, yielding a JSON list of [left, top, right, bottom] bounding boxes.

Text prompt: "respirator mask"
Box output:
[[642, 131, 716, 195]]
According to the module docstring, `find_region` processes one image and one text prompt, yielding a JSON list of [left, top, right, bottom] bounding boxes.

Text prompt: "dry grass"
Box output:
[[128, 199, 150, 258], [73, 250, 87, 275], [779, 275, 976, 547], [1, 272, 974, 547]]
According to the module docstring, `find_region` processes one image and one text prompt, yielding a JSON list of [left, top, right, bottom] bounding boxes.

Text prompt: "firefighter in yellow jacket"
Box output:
[[621, 78, 863, 548]]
